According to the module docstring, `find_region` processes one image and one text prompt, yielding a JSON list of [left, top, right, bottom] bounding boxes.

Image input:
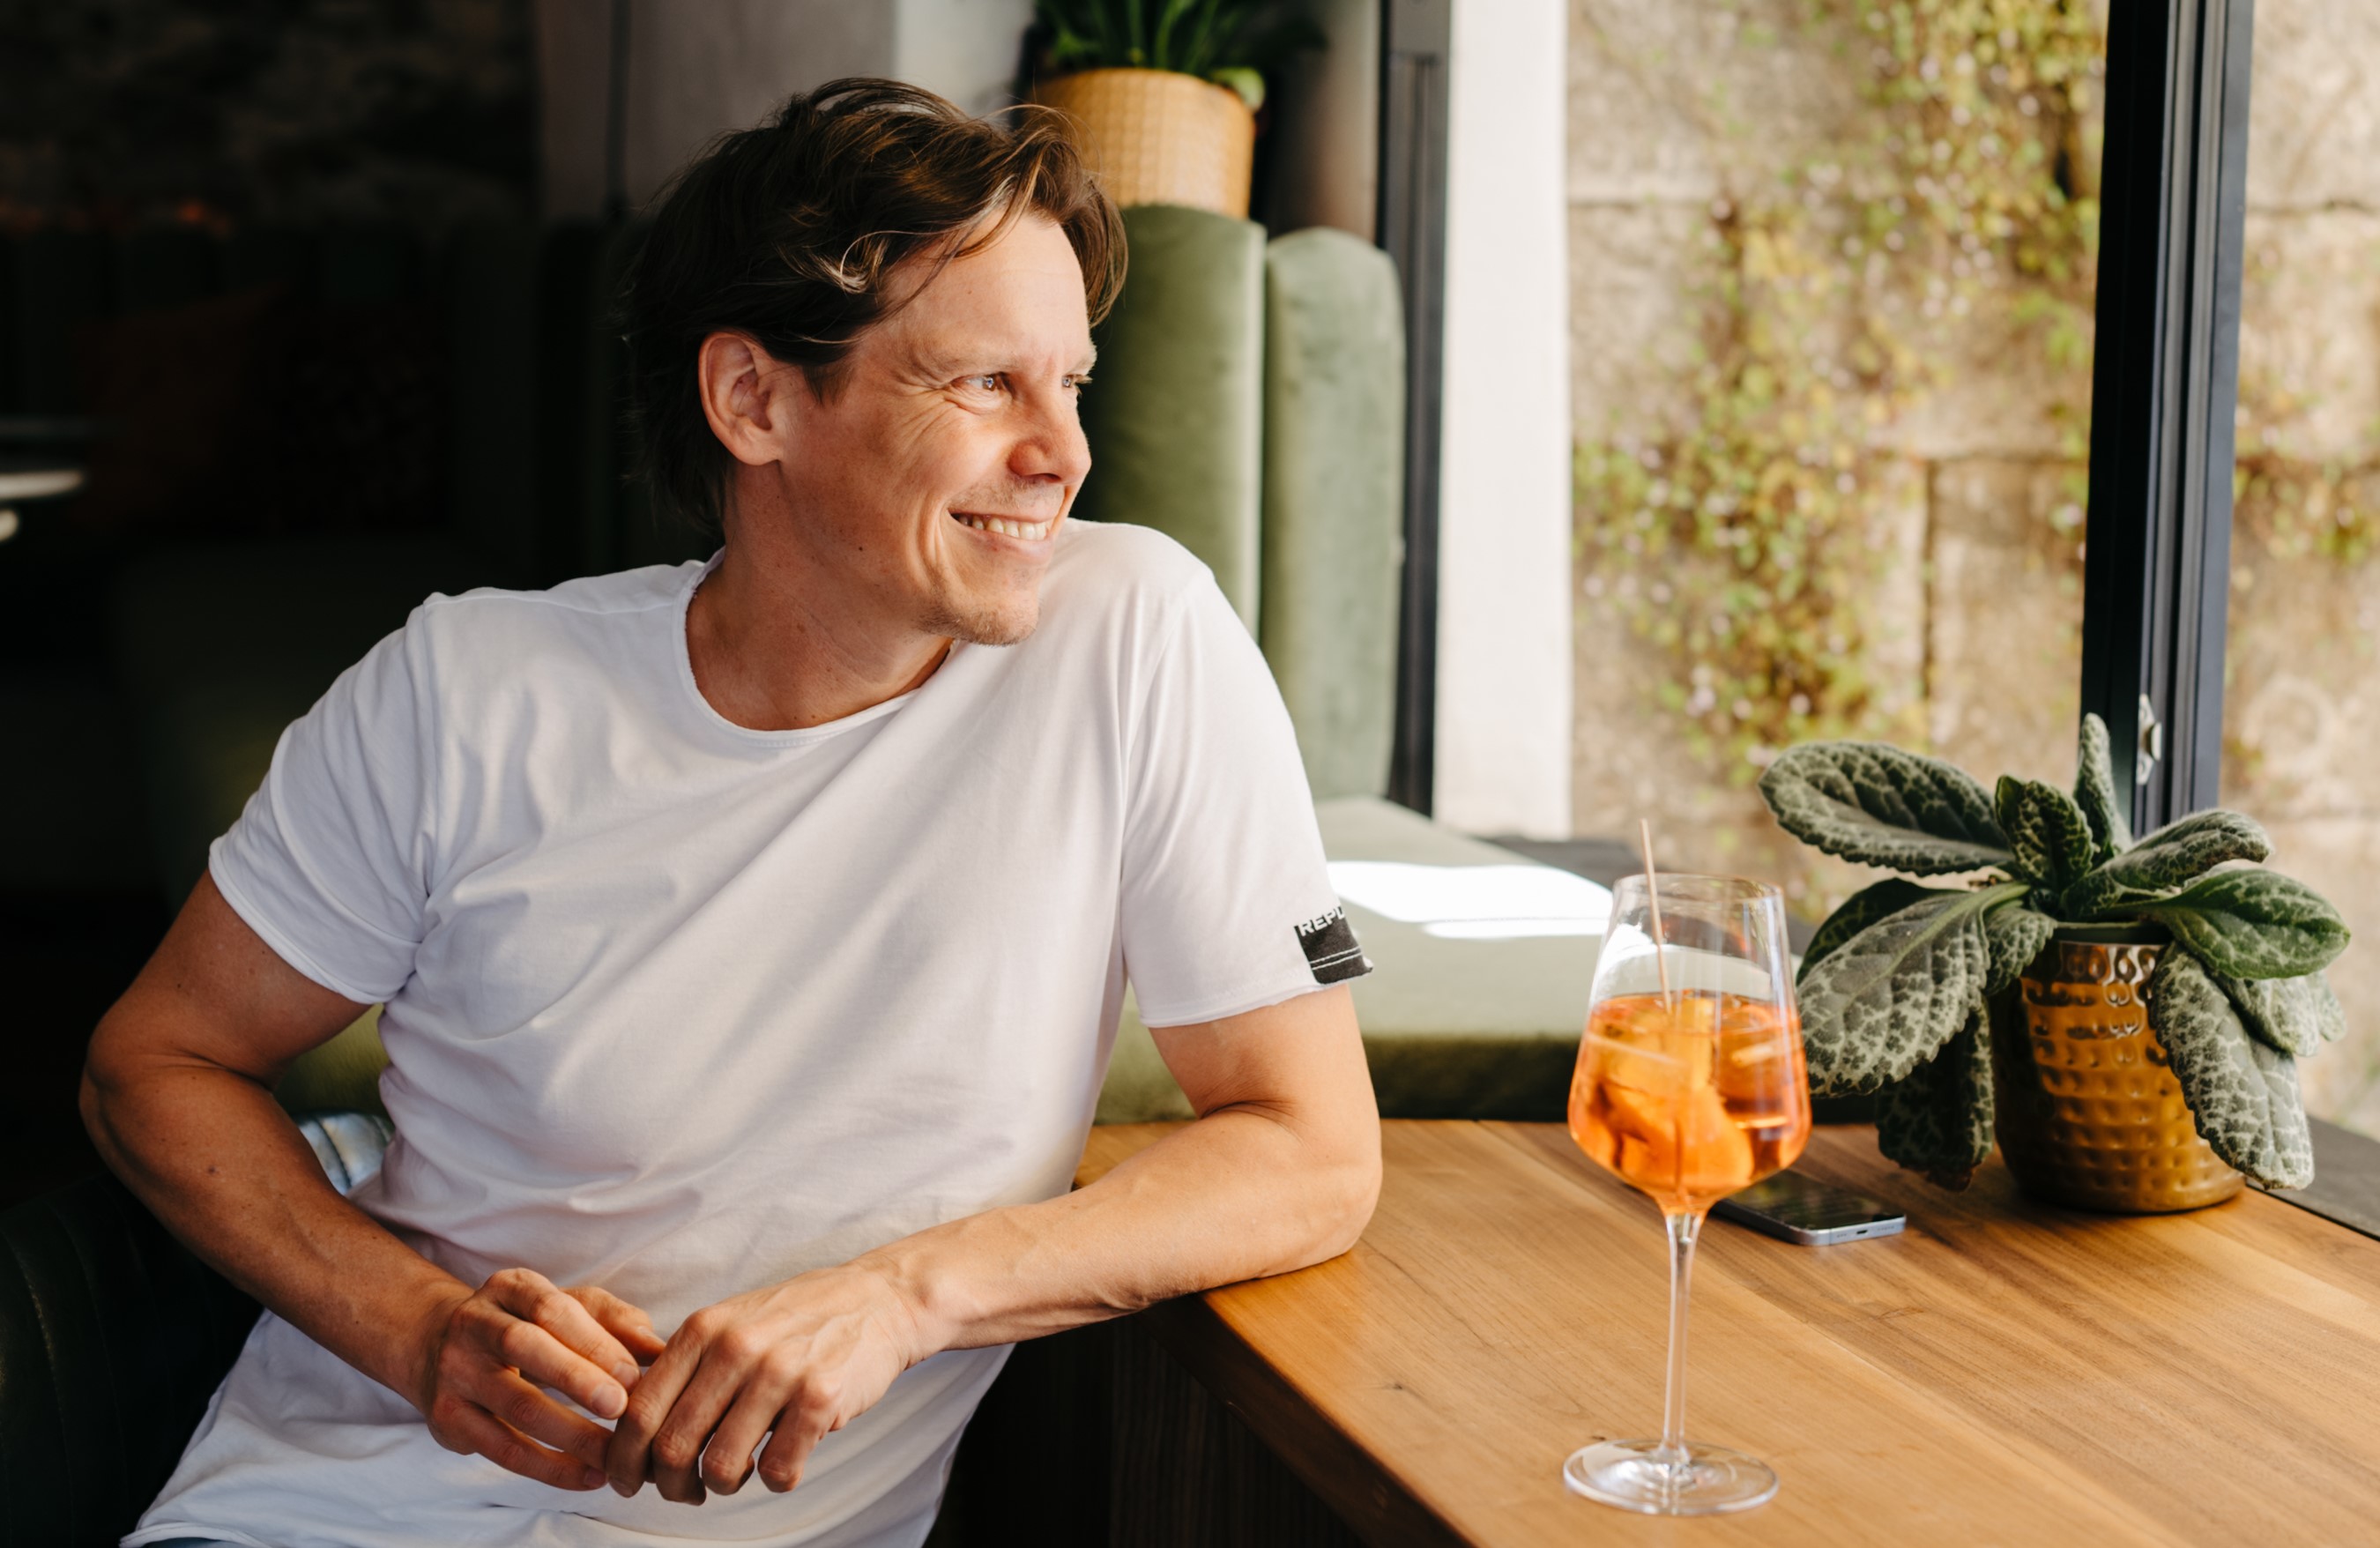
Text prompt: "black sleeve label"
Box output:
[[1295, 905, 1372, 986]]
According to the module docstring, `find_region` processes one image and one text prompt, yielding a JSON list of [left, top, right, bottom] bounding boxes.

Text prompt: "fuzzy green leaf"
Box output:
[[1796, 882, 2027, 1095], [2073, 712, 2133, 860], [1994, 776, 2095, 893], [2148, 949, 2315, 1188], [1798, 878, 1939, 983], [2060, 809, 2272, 919], [2215, 971, 2346, 1059], [1759, 742, 2013, 876], [2135, 869, 2350, 979], [1983, 906, 2057, 997], [1876, 1014, 1994, 1189]]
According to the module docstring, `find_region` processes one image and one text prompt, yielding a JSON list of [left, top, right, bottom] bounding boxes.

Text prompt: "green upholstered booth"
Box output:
[[1259, 228, 1405, 802], [1075, 205, 1267, 629]]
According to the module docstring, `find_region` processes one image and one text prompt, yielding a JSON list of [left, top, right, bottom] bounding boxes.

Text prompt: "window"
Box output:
[[2222, 0, 2380, 1133]]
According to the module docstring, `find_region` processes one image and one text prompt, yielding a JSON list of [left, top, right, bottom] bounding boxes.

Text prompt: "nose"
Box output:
[[1009, 385, 1092, 496]]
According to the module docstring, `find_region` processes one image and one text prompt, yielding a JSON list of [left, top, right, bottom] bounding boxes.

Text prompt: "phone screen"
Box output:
[[1714, 1172, 1907, 1244]]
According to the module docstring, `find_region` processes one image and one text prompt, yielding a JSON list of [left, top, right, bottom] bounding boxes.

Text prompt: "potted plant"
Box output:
[[1030, 0, 1322, 218], [1757, 714, 2350, 1210]]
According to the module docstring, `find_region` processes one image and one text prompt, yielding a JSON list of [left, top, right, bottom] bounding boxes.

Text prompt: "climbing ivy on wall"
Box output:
[[1575, 0, 2105, 778], [1579, 0, 2380, 781]]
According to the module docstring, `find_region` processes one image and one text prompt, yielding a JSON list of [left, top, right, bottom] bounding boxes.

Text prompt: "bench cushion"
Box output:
[[1096, 796, 1598, 1123], [1075, 205, 1266, 628], [1259, 229, 1405, 800]]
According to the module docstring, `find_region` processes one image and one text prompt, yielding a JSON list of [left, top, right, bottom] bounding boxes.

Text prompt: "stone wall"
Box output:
[[2227, 1, 2380, 1128], [1568, 0, 2380, 1131]]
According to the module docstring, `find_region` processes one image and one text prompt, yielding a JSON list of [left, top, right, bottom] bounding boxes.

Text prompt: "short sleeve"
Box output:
[[206, 614, 440, 1004], [1118, 573, 1369, 1027]]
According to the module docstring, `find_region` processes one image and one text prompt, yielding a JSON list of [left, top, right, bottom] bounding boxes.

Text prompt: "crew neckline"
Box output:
[[671, 550, 932, 747]]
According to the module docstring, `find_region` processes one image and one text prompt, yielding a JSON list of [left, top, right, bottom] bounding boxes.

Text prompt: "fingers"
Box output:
[[663, 1332, 770, 1498], [752, 1400, 831, 1495], [482, 1367, 619, 1473], [608, 1322, 705, 1500], [696, 1351, 785, 1494], [649, 1336, 744, 1505], [432, 1394, 606, 1492], [570, 1284, 668, 1366], [710, 1360, 829, 1495], [483, 1269, 636, 1416]]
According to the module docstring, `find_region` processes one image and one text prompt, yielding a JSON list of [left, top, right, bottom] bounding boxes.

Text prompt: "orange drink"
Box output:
[[1559, 869, 1810, 1516], [1568, 992, 1810, 1216]]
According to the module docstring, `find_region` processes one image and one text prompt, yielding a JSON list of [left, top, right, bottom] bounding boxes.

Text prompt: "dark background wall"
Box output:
[[0, 0, 536, 232]]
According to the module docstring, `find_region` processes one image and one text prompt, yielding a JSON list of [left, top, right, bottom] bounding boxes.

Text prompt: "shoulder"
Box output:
[[346, 561, 702, 722], [400, 561, 699, 661], [412, 562, 697, 636], [1042, 520, 1220, 630]]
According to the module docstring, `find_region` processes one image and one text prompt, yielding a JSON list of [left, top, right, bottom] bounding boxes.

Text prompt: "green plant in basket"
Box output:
[[1034, 0, 1323, 108], [1757, 714, 2350, 1192]]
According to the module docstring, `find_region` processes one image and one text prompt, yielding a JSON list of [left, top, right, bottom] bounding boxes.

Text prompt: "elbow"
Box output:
[[80, 1013, 133, 1168], [1307, 1122, 1383, 1265], [1328, 1158, 1382, 1262]]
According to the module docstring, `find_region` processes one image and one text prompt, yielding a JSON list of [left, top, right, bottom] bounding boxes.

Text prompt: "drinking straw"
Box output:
[[1640, 818, 1676, 1015]]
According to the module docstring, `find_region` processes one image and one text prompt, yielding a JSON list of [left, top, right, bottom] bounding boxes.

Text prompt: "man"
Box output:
[[84, 79, 1380, 1548]]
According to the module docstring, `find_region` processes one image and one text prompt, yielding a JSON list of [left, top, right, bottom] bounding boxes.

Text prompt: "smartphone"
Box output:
[[1713, 1171, 1907, 1245]]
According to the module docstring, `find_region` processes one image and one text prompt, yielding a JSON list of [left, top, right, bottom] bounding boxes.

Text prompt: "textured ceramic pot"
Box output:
[[1988, 925, 2244, 1213], [1033, 68, 1257, 217]]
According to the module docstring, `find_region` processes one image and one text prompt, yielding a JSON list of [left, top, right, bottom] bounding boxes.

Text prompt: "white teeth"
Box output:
[[954, 514, 1051, 540]]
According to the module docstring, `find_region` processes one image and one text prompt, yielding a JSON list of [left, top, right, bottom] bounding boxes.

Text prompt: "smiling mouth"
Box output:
[[950, 512, 1055, 541]]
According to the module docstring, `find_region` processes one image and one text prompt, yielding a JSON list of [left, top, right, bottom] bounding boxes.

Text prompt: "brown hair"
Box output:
[[618, 78, 1125, 537]]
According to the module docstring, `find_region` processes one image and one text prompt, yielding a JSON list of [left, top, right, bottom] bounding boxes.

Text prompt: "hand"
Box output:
[[412, 1268, 668, 1491], [606, 1263, 930, 1504]]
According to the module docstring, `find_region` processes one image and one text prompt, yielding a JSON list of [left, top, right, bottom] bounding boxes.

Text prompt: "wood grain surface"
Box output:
[[1079, 1121, 2380, 1546]]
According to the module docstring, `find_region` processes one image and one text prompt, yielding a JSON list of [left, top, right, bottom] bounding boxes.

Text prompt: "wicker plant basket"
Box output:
[[1033, 67, 1256, 218]]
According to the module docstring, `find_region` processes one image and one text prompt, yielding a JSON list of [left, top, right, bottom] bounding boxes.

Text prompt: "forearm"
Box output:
[[857, 1099, 1379, 1354], [82, 1052, 464, 1405]]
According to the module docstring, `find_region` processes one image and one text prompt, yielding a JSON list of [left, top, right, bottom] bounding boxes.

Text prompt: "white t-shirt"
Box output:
[[129, 521, 1363, 1548]]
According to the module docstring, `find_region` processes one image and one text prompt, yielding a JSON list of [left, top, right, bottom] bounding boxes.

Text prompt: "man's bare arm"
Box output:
[[607, 983, 1380, 1503], [82, 872, 666, 1491]]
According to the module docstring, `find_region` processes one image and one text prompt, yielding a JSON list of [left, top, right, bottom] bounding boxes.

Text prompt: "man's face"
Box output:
[[753, 214, 1095, 647]]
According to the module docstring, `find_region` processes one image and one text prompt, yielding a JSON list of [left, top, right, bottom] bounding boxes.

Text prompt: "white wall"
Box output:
[[1432, 0, 1573, 837], [892, 0, 1038, 117], [536, 0, 1034, 218]]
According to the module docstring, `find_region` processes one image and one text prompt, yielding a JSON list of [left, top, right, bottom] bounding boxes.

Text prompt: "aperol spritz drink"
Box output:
[[1571, 992, 1807, 1216], [1562, 872, 1811, 1515]]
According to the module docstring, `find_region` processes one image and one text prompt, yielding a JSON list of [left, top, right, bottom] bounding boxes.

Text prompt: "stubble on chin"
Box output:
[[920, 588, 1041, 648]]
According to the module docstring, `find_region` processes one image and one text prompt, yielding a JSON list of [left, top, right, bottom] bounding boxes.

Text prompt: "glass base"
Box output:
[[1562, 1439, 1779, 1515]]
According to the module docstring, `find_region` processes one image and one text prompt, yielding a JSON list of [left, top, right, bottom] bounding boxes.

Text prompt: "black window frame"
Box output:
[[1378, 0, 1453, 815], [2078, 0, 2254, 832]]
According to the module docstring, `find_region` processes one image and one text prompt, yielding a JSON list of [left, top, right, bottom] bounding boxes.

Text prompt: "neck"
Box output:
[[686, 524, 951, 733]]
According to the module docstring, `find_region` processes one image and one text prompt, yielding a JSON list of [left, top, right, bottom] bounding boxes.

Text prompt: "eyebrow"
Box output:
[[910, 341, 1097, 378]]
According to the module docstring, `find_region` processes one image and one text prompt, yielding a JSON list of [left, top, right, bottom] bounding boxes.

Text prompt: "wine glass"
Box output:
[[1563, 871, 1811, 1515]]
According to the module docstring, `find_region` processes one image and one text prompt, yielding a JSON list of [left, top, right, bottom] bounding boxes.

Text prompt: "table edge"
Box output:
[[1139, 1291, 1472, 1548]]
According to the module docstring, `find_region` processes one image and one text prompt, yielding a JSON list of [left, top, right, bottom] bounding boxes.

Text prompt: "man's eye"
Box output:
[[961, 374, 1001, 392]]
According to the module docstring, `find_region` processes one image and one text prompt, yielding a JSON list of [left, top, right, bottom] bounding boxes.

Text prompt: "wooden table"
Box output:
[[1080, 1121, 2380, 1546]]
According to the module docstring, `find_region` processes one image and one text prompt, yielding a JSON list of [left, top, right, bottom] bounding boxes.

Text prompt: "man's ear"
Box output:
[[696, 331, 809, 468]]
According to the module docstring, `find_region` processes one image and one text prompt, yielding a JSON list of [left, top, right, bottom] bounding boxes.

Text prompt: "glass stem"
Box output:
[[1655, 1209, 1703, 1470]]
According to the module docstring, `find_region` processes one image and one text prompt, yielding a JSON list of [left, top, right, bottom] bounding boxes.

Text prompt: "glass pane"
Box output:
[[2225, 4, 2380, 1135], [1568, 6, 2105, 924]]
